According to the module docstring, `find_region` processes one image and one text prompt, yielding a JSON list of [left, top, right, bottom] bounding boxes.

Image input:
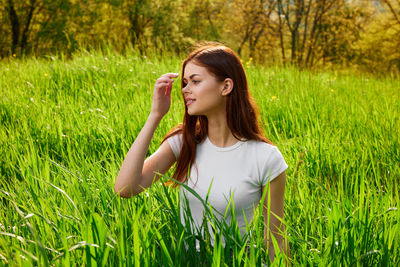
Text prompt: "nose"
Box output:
[[181, 83, 190, 94]]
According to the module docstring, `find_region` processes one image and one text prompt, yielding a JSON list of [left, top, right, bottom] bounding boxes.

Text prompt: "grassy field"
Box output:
[[0, 49, 399, 266]]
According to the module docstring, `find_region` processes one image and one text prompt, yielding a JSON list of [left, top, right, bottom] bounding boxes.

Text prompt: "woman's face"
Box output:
[[182, 61, 227, 117]]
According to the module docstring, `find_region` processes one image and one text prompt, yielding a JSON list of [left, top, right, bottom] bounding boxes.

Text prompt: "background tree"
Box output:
[[0, 0, 398, 75], [227, 0, 275, 59], [2, 0, 74, 57], [380, 0, 400, 72], [0, 1, 10, 57], [382, 0, 400, 24], [125, 0, 154, 49], [5, 0, 38, 56], [276, 0, 350, 67], [316, 1, 365, 67], [354, 1, 400, 73], [181, 0, 225, 45]]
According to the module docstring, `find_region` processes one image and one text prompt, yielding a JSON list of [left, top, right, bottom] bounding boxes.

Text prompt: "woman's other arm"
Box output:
[[261, 171, 290, 264]]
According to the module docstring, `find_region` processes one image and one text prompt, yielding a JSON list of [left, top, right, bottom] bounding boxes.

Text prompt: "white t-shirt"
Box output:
[[167, 133, 288, 251]]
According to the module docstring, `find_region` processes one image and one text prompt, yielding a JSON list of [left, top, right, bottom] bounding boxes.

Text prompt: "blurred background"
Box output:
[[0, 0, 399, 75]]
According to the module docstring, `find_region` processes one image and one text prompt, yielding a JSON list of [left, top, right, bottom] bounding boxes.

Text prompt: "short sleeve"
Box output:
[[166, 133, 183, 160], [258, 144, 288, 186]]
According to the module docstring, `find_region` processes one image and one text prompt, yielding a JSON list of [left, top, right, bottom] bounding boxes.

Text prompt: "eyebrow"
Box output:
[[183, 74, 200, 81]]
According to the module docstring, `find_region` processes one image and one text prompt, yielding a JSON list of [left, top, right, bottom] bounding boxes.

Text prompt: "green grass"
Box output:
[[0, 48, 399, 266]]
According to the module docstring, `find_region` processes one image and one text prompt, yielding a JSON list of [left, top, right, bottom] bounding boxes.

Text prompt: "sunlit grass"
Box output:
[[0, 49, 399, 266]]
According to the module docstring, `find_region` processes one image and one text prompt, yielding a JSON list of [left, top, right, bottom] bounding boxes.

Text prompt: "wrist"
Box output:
[[148, 112, 163, 122]]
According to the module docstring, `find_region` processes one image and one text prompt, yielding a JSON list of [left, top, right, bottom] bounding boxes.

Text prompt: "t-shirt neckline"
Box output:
[[205, 136, 245, 152]]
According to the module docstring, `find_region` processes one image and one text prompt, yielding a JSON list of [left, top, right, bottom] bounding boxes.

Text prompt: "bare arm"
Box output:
[[261, 171, 290, 264], [114, 72, 179, 198]]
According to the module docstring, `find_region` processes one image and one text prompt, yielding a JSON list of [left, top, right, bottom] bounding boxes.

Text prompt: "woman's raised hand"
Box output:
[[150, 72, 179, 119]]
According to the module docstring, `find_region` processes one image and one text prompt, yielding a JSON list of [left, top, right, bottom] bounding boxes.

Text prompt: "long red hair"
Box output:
[[161, 42, 274, 187]]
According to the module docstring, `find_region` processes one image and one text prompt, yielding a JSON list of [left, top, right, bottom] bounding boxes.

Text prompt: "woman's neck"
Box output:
[[206, 113, 239, 148]]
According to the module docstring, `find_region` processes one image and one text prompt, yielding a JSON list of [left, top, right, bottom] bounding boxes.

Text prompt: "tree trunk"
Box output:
[[299, 0, 312, 64], [20, 0, 37, 55], [277, 0, 286, 63], [6, 0, 19, 55]]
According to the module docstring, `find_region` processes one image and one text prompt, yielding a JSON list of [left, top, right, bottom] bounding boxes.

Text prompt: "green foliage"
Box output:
[[0, 0, 399, 75], [354, 1, 400, 74], [0, 50, 399, 265]]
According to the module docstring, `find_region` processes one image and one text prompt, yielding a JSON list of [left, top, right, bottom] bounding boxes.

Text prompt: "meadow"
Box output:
[[0, 49, 399, 266]]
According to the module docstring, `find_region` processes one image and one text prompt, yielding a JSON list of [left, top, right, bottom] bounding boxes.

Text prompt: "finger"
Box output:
[[157, 77, 174, 84], [157, 81, 172, 90], [165, 82, 172, 96], [161, 73, 179, 79]]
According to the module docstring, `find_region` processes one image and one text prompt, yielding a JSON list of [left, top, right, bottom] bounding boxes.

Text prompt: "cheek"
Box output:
[[198, 90, 224, 111], [199, 82, 221, 100]]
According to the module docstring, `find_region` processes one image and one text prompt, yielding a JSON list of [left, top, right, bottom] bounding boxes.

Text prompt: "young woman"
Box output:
[[114, 42, 290, 262]]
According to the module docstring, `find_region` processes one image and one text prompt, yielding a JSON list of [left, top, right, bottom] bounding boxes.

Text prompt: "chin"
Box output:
[[187, 109, 200, 116]]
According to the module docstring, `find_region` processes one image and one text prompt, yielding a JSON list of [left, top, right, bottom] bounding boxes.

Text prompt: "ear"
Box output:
[[221, 78, 233, 96]]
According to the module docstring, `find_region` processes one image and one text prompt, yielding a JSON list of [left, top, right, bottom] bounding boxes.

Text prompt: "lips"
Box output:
[[185, 98, 196, 106]]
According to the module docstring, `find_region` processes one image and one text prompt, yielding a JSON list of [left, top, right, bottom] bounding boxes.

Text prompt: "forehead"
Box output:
[[183, 62, 209, 79]]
